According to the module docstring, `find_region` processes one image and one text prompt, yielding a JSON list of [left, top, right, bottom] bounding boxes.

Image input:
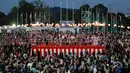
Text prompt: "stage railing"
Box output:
[[32, 45, 104, 57]]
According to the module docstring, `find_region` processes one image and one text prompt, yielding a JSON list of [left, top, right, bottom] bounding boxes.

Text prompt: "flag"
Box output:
[[101, 13, 105, 32], [113, 13, 117, 32], [106, 11, 108, 32], [20, 13, 23, 24], [119, 15, 122, 32], [81, 3, 83, 23], [49, 12, 50, 23], [87, 8, 91, 23], [111, 13, 113, 33], [39, 12, 41, 22], [30, 13, 32, 23], [25, 12, 28, 24], [92, 13, 95, 34], [34, 12, 37, 21], [96, 7, 100, 32], [90, 8, 93, 32], [119, 15, 122, 21], [119, 15, 122, 24], [96, 7, 100, 22], [44, 12, 46, 22], [90, 8, 92, 23]]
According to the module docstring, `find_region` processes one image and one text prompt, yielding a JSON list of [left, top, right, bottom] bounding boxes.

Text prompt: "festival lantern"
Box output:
[[55, 23, 60, 27], [127, 26, 130, 29], [62, 23, 65, 27], [67, 23, 70, 27], [41, 23, 44, 26], [83, 23, 85, 26], [82, 23, 84, 27], [40, 23, 43, 26], [114, 24, 117, 27], [12, 24, 16, 28], [78, 23, 81, 27], [88, 23, 92, 26], [72, 23, 76, 27], [51, 23, 54, 26], [30, 23, 33, 26], [92, 22, 95, 26], [46, 23, 49, 26], [69, 24, 72, 27], [4, 26, 7, 29], [17, 25, 20, 27], [102, 23, 105, 26], [121, 25, 123, 28], [108, 24, 110, 26], [85, 23, 88, 27], [74, 24, 77, 27]]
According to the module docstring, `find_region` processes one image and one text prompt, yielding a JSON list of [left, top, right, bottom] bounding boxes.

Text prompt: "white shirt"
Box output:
[[23, 54, 27, 59], [93, 67, 97, 73], [65, 70, 71, 73], [27, 62, 33, 69]]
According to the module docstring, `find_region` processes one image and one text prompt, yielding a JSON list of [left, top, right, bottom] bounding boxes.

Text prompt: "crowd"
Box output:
[[0, 28, 130, 73]]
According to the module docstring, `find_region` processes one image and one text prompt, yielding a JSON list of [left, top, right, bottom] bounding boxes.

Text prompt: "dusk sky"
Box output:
[[0, 0, 130, 14]]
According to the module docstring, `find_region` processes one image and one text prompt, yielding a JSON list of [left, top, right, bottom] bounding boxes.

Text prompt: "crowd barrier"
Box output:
[[31, 45, 104, 57]]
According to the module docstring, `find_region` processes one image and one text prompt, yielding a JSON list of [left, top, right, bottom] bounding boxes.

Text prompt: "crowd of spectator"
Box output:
[[0, 29, 130, 73]]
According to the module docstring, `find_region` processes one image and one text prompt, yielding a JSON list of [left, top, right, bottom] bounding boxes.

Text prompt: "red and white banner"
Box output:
[[32, 46, 104, 57]]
